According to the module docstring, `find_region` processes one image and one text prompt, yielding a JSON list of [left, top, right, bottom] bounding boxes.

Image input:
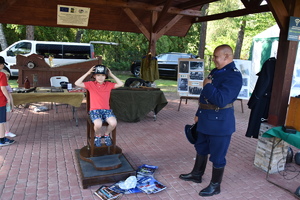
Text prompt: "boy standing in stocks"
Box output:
[[75, 65, 123, 147], [179, 45, 242, 196], [0, 56, 15, 146]]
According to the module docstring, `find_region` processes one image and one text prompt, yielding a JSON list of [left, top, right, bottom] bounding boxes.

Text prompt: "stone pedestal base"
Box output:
[[75, 149, 135, 189], [254, 123, 288, 174]]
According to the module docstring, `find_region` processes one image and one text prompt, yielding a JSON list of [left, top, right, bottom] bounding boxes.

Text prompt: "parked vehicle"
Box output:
[[0, 40, 95, 76], [130, 52, 198, 78]]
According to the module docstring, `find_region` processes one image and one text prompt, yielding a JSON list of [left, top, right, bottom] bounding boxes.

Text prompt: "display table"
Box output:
[[12, 88, 85, 126], [262, 126, 300, 149], [110, 88, 168, 122], [12, 88, 85, 107]]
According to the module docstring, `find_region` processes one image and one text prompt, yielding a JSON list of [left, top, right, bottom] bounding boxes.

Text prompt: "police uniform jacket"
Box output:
[[196, 61, 242, 136]]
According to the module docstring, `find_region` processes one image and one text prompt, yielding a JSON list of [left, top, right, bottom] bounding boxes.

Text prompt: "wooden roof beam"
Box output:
[[266, 0, 289, 30], [194, 4, 270, 23], [153, 0, 173, 33], [241, 0, 263, 8], [177, 0, 217, 9], [123, 7, 150, 40], [157, 15, 184, 38]]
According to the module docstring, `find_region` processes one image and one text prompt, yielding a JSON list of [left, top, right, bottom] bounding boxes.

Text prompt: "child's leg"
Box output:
[[0, 106, 6, 138], [5, 122, 9, 133], [105, 116, 117, 135], [0, 123, 5, 138], [5, 111, 10, 133], [93, 118, 103, 137]]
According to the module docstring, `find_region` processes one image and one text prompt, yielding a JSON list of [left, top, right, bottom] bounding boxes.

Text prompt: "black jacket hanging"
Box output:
[[245, 57, 276, 138]]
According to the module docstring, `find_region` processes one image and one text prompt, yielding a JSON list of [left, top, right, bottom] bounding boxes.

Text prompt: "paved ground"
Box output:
[[0, 91, 299, 200]]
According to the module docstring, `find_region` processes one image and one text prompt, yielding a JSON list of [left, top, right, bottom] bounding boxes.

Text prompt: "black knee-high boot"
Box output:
[[179, 154, 208, 183], [199, 167, 224, 196]]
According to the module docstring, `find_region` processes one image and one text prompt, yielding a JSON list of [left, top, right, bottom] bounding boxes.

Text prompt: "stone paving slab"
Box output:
[[0, 93, 298, 200]]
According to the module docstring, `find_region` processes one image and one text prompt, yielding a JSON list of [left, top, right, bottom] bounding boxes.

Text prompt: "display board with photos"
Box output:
[[177, 58, 251, 100], [233, 59, 251, 100], [177, 58, 204, 97]]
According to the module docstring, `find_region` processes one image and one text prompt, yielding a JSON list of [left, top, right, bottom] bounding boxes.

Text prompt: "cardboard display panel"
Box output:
[[177, 58, 204, 97]]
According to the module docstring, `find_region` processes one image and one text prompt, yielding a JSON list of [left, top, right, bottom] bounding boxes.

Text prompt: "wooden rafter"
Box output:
[[266, 0, 289, 30], [153, 0, 173, 33], [241, 0, 263, 8], [194, 4, 269, 23], [177, 0, 216, 9], [123, 7, 150, 40], [157, 15, 184, 38]]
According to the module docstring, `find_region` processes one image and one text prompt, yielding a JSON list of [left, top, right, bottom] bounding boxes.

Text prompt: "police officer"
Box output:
[[179, 45, 242, 197]]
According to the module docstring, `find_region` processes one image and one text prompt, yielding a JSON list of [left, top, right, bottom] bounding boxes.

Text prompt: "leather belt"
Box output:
[[199, 102, 233, 112]]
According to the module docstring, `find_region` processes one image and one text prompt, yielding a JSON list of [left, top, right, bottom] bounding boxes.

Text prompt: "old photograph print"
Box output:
[[179, 61, 189, 73]]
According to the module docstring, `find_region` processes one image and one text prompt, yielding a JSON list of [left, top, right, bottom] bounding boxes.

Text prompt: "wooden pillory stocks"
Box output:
[[12, 54, 135, 189], [11, 54, 101, 87]]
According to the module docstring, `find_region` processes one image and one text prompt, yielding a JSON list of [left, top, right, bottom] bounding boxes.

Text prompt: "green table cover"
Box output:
[[110, 88, 168, 122], [262, 126, 300, 149]]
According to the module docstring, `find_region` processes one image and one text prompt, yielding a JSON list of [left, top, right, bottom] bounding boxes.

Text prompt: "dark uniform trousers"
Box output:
[[195, 133, 232, 168]]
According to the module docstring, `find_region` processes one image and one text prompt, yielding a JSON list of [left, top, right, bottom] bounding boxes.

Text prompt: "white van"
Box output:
[[0, 40, 95, 76]]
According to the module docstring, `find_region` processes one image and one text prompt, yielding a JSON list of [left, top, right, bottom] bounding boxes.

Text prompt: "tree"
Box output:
[[26, 25, 34, 40], [0, 24, 8, 50], [198, 4, 209, 59], [234, 20, 246, 59]]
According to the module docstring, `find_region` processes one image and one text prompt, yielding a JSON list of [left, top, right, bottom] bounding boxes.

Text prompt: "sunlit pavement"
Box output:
[[0, 92, 298, 200]]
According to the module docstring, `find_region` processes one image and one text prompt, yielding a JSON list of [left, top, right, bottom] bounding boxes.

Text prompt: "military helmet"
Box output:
[[93, 64, 108, 76]]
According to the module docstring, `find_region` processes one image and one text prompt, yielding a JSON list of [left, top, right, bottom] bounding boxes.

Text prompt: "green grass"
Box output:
[[115, 72, 177, 92], [8, 78, 19, 88], [8, 72, 178, 93]]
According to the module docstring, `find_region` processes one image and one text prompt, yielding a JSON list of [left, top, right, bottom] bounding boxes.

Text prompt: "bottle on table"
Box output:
[[24, 76, 30, 89]]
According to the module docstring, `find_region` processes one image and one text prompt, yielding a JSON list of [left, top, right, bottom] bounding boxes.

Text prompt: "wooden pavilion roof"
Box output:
[[0, 0, 269, 37]]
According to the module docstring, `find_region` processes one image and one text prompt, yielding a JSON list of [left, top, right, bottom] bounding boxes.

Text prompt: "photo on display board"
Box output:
[[190, 71, 204, 81], [238, 88, 249, 98], [179, 61, 189, 73], [190, 61, 204, 71], [189, 86, 202, 95], [178, 78, 188, 91], [242, 78, 248, 87]]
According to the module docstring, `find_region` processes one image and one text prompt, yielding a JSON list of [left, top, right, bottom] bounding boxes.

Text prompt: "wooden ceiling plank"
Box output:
[[123, 7, 150, 40], [266, 0, 289, 30], [0, 0, 18, 13], [67, 0, 203, 17], [194, 4, 269, 23]]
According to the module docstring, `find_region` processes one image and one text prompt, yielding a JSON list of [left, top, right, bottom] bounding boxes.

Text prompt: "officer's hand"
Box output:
[[203, 77, 212, 86], [194, 116, 198, 123]]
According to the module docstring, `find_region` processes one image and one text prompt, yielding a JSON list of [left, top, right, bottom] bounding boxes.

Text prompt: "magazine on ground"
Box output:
[[96, 164, 166, 197], [94, 185, 123, 200], [136, 176, 167, 194], [136, 164, 158, 177]]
